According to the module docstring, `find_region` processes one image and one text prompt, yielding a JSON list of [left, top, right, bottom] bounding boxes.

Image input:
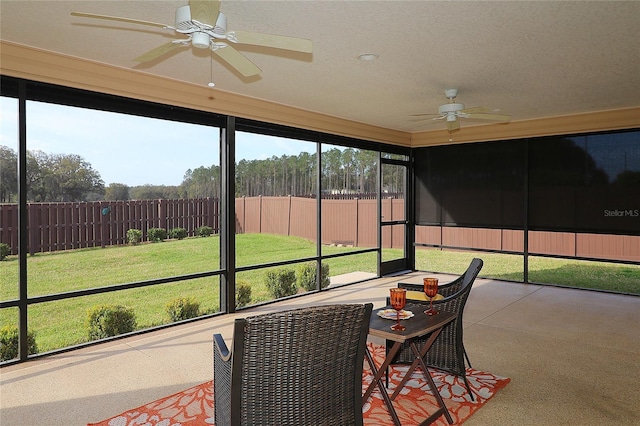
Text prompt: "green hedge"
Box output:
[[265, 268, 297, 298], [147, 228, 167, 242], [196, 226, 213, 237], [236, 280, 252, 308], [86, 305, 137, 340], [297, 261, 330, 291], [0, 325, 38, 361], [166, 297, 200, 322], [126, 229, 142, 245], [168, 228, 188, 240]]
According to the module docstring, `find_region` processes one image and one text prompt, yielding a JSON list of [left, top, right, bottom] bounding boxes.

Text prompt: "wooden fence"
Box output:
[[1, 196, 638, 261], [0, 198, 219, 255]]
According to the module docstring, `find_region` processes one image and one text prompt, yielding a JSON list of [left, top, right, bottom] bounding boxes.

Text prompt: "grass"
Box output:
[[1, 234, 638, 354], [415, 249, 640, 294]]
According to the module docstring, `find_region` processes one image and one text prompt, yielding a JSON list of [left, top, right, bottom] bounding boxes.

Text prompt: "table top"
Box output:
[[369, 304, 455, 342]]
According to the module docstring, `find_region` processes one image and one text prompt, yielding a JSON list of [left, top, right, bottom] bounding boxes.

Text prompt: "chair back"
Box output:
[[391, 257, 483, 383], [443, 257, 483, 314], [214, 303, 372, 426]]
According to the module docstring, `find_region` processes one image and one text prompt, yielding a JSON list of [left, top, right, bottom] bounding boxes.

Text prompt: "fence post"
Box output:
[[259, 195, 262, 234], [354, 197, 359, 247], [288, 195, 292, 236], [100, 202, 106, 248]]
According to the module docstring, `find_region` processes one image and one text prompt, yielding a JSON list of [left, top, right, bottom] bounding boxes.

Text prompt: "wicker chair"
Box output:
[[213, 303, 373, 426], [387, 258, 483, 399]]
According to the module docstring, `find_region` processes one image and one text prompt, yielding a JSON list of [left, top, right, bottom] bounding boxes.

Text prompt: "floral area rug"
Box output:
[[88, 343, 510, 426]]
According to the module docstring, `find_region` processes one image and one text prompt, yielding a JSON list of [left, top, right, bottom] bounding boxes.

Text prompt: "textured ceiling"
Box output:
[[1, 0, 639, 133]]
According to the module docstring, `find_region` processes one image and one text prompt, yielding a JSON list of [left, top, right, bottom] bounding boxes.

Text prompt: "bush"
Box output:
[[147, 228, 167, 242], [196, 226, 213, 237], [86, 305, 137, 340], [126, 229, 143, 245], [0, 325, 38, 361], [0, 243, 10, 260], [168, 227, 188, 240], [236, 280, 252, 308], [166, 297, 200, 322], [297, 261, 331, 291], [265, 268, 297, 299]]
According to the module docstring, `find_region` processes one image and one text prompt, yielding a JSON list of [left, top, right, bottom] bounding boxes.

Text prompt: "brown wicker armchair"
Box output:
[[387, 258, 483, 399], [213, 303, 373, 426]]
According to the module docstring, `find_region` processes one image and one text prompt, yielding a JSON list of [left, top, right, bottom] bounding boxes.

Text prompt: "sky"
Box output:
[[0, 97, 319, 187]]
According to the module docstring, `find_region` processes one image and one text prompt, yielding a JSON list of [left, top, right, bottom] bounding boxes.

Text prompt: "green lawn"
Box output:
[[1, 234, 638, 354], [415, 248, 640, 294]]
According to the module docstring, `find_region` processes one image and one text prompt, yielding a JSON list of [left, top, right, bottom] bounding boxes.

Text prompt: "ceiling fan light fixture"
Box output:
[[192, 32, 211, 49], [358, 53, 379, 61]]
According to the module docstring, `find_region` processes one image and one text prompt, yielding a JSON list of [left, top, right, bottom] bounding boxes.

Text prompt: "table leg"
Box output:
[[409, 342, 454, 425], [390, 329, 442, 400], [363, 343, 402, 426]]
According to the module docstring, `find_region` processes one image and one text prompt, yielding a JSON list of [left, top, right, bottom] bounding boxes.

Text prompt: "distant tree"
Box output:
[[0, 146, 18, 202], [25, 151, 104, 202], [181, 165, 220, 198], [355, 150, 378, 193], [129, 184, 181, 200], [105, 183, 130, 200], [614, 170, 640, 187], [48, 153, 105, 201]]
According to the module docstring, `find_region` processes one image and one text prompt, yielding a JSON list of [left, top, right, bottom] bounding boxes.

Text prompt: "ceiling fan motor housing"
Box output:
[[439, 103, 465, 115]]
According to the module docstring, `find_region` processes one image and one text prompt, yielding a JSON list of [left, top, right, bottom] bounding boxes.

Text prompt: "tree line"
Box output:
[[1, 146, 403, 203]]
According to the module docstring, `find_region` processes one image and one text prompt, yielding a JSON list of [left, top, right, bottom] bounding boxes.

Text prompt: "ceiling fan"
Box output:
[[411, 89, 511, 132], [71, 0, 312, 79]]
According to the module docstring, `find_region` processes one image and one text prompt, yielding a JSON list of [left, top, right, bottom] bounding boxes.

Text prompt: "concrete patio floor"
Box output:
[[1, 272, 639, 425]]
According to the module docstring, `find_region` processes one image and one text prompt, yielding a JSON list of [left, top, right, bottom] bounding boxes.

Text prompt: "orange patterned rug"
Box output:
[[88, 343, 509, 426]]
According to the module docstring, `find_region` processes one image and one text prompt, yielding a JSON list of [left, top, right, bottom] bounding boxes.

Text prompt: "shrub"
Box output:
[[126, 229, 143, 245], [196, 226, 213, 237], [166, 297, 200, 322], [297, 261, 331, 291], [147, 228, 167, 242], [265, 268, 297, 299], [0, 243, 10, 260], [0, 325, 38, 361], [236, 280, 252, 308], [86, 305, 137, 340], [168, 227, 188, 240]]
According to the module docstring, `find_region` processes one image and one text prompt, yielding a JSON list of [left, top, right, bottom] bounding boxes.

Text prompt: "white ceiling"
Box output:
[[1, 0, 639, 133]]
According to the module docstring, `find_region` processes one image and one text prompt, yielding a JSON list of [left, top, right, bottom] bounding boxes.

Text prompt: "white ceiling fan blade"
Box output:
[[134, 42, 184, 62], [189, 0, 221, 27], [409, 113, 441, 117], [410, 117, 439, 123], [71, 12, 170, 29], [230, 31, 313, 53], [213, 43, 262, 77], [466, 113, 511, 122], [461, 106, 491, 114], [447, 120, 460, 132]]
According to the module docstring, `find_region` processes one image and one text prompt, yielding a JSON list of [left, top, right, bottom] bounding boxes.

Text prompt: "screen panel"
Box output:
[[415, 140, 526, 228], [529, 131, 640, 234]]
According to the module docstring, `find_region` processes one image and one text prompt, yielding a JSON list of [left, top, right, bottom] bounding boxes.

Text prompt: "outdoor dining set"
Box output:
[[212, 258, 484, 426]]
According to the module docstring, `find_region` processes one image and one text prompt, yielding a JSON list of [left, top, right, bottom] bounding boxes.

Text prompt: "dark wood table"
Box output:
[[364, 304, 456, 425]]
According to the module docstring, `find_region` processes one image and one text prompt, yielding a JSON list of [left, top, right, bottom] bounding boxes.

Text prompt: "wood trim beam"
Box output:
[[0, 41, 409, 146], [411, 107, 640, 147], [2, 41, 638, 149]]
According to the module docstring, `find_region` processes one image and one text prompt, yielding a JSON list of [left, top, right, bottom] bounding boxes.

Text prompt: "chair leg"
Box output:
[[464, 348, 472, 368], [462, 373, 475, 401], [461, 347, 474, 401], [385, 366, 389, 388]]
